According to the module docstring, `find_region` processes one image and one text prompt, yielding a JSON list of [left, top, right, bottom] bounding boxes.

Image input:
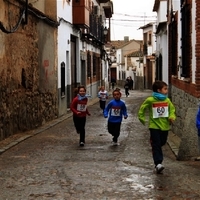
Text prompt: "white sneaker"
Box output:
[[156, 164, 164, 174], [79, 142, 85, 147], [112, 142, 119, 146]]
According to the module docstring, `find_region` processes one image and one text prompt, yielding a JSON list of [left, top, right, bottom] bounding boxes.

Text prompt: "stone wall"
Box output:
[[0, 91, 57, 141], [0, 0, 58, 141], [171, 86, 199, 160]]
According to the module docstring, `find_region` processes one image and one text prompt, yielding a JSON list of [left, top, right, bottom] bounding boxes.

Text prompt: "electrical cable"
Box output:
[[28, 9, 59, 26], [0, 9, 25, 34], [112, 19, 156, 22], [114, 12, 157, 18], [0, 0, 59, 34]]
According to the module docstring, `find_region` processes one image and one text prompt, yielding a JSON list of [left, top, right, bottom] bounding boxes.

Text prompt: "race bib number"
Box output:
[[77, 104, 87, 112], [101, 94, 106, 100], [152, 102, 169, 118], [111, 108, 121, 116]]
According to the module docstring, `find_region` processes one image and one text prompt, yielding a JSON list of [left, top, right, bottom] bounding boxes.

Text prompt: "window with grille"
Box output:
[[96, 57, 100, 80], [61, 62, 65, 96], [181, 1, 191, 78], [93, 54, 96, 76], [87, 52, 91, 78], [169, 12, 178, 75]]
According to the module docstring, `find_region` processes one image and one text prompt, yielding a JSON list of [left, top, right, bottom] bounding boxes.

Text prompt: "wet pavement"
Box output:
[[1, 89, 200, 200]]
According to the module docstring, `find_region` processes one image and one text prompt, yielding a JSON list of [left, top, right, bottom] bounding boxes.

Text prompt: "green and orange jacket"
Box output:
[[138, 96, 176, 131]]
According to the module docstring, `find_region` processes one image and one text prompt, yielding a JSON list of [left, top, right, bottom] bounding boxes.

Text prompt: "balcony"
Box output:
[[101, 1, 113, 18], [81, 14, 105, 45], [73, 0, 90, 28], [98, 0, 110, 3]]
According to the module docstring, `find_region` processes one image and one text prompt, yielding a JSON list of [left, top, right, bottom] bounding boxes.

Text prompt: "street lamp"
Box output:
[[103, 27, 108, 43], [103, 26, 108, 36]]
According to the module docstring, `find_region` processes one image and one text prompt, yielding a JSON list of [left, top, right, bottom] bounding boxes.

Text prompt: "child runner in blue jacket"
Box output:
[[196, 106, 200, 156], [104, 89, 128, 145]]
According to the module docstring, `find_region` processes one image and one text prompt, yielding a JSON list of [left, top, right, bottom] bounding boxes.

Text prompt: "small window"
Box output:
[[87, 52, 91, 78], [61, 62, 65, 97], [181, 2, 191, 77], [148, 33, 152, 45], [93, 54, 96, 76]]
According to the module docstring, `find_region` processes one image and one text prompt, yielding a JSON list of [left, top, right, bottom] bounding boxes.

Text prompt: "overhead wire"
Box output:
[[106, 12, 157, 29], [113, 12, 157, 18], [0, 0, 59, 34], [109, 12, 156, 40]]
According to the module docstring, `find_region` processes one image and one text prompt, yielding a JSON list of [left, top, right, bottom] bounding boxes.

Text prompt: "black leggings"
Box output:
[[73, 115, 86, 143], [99, 100, 106, 110], [108, 122, 121, 142]]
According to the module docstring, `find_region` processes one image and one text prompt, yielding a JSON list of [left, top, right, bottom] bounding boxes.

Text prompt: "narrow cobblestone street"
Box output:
[[0, 89, 200, 200]]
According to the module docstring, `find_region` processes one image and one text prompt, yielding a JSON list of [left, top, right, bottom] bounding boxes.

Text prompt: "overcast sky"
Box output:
[[109, 0, 157, 41]]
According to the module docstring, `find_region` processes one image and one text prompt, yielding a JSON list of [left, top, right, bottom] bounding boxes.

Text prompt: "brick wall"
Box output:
[[168, 0, 200, 159]]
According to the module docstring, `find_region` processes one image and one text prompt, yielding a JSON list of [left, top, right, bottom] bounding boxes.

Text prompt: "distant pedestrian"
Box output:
[[98, 86, 108, 113], [129, 76, 134, 90], [138, 80, 176, 174], [70, 85, 91, 147], [124, 81, 130, 97], [104, 89, 128, 146], [111, 77, 116, 90], [195, 106, 200, 160]]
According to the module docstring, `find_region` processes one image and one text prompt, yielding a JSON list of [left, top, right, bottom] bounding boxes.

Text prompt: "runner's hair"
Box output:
[[152, 81, 167, 92]]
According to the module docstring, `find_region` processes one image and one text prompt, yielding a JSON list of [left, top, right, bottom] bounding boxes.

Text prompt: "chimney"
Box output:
[[124, 36, 129, 42]]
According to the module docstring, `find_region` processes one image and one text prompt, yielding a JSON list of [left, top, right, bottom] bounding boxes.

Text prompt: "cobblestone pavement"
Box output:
[[1, 89, 200, 200]]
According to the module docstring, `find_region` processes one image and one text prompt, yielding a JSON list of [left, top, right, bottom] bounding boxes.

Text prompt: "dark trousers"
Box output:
[[111, 82, 115, 89], [149, 128, 168, 166], [125, 88, 129, 96], [73, 115, 86, 143], [108, 122, 121, 142], [99, 100, 106, 111]]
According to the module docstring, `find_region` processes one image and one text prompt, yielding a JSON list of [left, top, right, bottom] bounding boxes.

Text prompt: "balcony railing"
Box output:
[[89, 14, 104, 41]]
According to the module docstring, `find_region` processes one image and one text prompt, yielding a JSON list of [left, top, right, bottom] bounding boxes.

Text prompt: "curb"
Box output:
[[0, 97, 100, 155], [167, 131, 181, 158]]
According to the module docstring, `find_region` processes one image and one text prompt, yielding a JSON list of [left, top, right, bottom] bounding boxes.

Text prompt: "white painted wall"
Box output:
[[116, 48, 122, 80], [142, 23, 156, 56], [162, 33, 168, 83], [152, 23, 157, 53], [154, 0, 168, 83], [131, 57, 143, 77], [173, 0, 179, 11], [192, 1, 196, 83], [157, 0, 167, 22], [57, 1, 72, 88], [142, 26, 152, 36]]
